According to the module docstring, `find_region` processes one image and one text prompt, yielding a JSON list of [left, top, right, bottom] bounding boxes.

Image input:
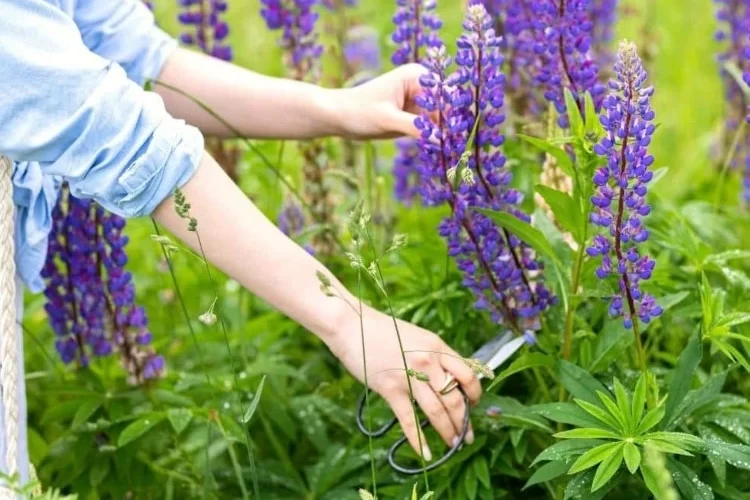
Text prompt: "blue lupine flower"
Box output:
[[590, 0, 619, 65], [715, 0, 750, 202], [391, 0, 443, 205], [587, 41, 662, 329], [415, 5, 554, 331], [178, 0, 233, 61], [261, 0, 323, 81], [43, 188, 164, 383]]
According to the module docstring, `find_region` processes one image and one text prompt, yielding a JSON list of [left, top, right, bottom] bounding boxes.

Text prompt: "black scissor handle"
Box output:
[[356, 387, 471, 474], [388, 390, 471, 475]]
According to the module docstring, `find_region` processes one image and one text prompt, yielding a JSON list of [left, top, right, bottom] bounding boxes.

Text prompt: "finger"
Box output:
[[389, 395, 432, 461], [440, 351, 483, 406], [385, 109, 421, 139], [412, 378, 458, 448], [429, 370, 471, 443]]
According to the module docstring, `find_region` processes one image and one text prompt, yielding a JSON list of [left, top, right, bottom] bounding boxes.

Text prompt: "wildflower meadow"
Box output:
[[17, 0, 750, 498]]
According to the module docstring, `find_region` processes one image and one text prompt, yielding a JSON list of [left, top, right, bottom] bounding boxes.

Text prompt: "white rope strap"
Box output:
[[0, 155, 20, 490]]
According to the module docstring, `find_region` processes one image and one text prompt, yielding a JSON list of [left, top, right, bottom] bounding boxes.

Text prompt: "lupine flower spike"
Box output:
[[392, 0, 443, 205], [416, 5, 554, 332], [715, 0, 750, 203], [587, 41, 662, 329], [261, 1, 338, 255], [178, 0, 241, 181], [43, 187, 164, 384]]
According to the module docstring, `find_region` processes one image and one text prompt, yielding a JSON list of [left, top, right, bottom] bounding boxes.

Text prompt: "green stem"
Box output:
[[714, 120, 747, 211], [216, 419, 250, 500], [362, 226, 430, 490], [357, 269, 378, 496]]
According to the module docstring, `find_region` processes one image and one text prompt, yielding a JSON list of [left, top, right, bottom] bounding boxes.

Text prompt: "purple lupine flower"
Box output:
[[278, 202, 315, 255], [391, 0, 443, 66], [587, 41, 662, 329], [415, 5, 554, 331], [178, 0, 232, 61], [715, 0, 750, 202], [43, 188, 164, 383], [390, 1, 443, 206], [261, 0, 323, 81], [504, 0, 604, 127], [590, 0, 618, 66], [344, 25, 382, 81]]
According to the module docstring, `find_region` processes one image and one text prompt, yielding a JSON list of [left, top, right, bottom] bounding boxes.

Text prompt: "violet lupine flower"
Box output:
[[391, 0, 443, 66], [261, 0, 323, 81], [178, 0, 232, 61], [391, 1, 443, 205], [415, 5, 553, 331], [505, 0, 604, 128], [587, 41, 662, 329], [278, 203, 316, 255], [43, 188, 164, 383], [589, 0, 618, 66], [344, 25, 382, 80], [715, 0, 750, 202]]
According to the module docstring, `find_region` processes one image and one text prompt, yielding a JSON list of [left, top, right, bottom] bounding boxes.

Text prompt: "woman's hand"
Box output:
[[327, 302, 482, 460], [328, 63, 427, 141]]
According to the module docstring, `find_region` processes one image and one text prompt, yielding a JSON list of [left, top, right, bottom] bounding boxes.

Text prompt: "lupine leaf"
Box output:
[[487, 353, 555, 391], [118, 413, 165, 447], [668, 458, 715, 500], [662, 333, 702, 430], [596, 391, 628, 432], [631, 374, 648, 428], [574, 399, 622, 431], [717, 312, 750, 328], [535, 185, 581, 241], [704, 440, 750, 470], [524, 460, 570, 489], [642, 432, 705, 452], [558, 360, 610, 405], [564, 469, 619, 500], [568, 442, 623, 474], [564, 88, 585, 138], [591, 443, 624, 492], [519, 135, 575, 177], [613, 380, 634, 434], [477, 209, 560, 265], [532, 403, 612, 429], [623, 442, 641, 473], [640, 439, 692, 456], [531, 439, 605, 466], [555, 428, 621, 440]]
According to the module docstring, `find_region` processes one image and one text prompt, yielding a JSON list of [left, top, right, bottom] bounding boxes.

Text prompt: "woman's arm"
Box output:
[[153, 154, 482, 457], [154, 48, 425, 141]]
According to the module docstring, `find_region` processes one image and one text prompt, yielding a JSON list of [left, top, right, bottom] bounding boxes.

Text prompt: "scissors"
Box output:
[[355, 330, 534, 475]]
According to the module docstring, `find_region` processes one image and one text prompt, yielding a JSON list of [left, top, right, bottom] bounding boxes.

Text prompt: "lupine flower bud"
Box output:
[[415, 6, 554, 331], [587, 41, 662, 329], [43, 188, 164, 383], [715, 0, 750, 203]]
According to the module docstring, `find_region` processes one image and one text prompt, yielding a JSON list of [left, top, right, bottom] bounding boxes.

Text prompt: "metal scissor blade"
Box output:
[[483, 335, 527, 375]]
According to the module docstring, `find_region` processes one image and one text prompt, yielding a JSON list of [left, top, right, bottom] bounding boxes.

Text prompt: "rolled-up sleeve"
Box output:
[[0, 0, 204, 218], [74, 0, 177, 85]]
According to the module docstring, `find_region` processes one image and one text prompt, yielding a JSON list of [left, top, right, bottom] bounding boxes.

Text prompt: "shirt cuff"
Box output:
[[115, 119, 204, 217]]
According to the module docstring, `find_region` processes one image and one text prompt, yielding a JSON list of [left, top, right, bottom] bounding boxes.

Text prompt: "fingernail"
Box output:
[[466, 429, 475, 444], [422, 445, 433, 462], [452, 436, 461, 448]]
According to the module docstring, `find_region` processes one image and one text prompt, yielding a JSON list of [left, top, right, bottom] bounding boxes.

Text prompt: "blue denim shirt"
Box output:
[[0, 0, 204, 292]]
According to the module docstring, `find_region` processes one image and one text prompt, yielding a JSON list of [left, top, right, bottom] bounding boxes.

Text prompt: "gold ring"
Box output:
[[439, 374, 459, 395]]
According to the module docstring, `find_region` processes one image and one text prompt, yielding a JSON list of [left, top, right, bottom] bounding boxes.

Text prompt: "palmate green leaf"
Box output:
[[623, 442, 641, 474], [574, 399, 621, 431], [477, 209, 560, 266], [613, 380, 634, 434], [671, 369, 729, 427], [591, 442, 624, 492], [584, 92, 604, 139], [487, 352, 555, 391], [564, 469, 619, 500], [117, 412, 165, 447], [717, 312, 750, 328], [631, 374, 648, 429], [704, 440, 750, 470], [564, 88, 585, 138], [588, 322, 631, 374], [704, 249, 750, 265], [531, 439, 605, 466], [668, 458, 715, 500], [596, 391, 628, 433], [532, 402, 613, 429], [642, 432, 705, 452], [72, 399, 102, 429], [519, 135, 574, 177], [662, 332, 702, 430], [640, 439, 693, 457], [568, 442, 623, 475], [524, 459, 571, 489], [555, 428, 622, 440], [558, 360, 611, 405], [535, 185, 582, 241]]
